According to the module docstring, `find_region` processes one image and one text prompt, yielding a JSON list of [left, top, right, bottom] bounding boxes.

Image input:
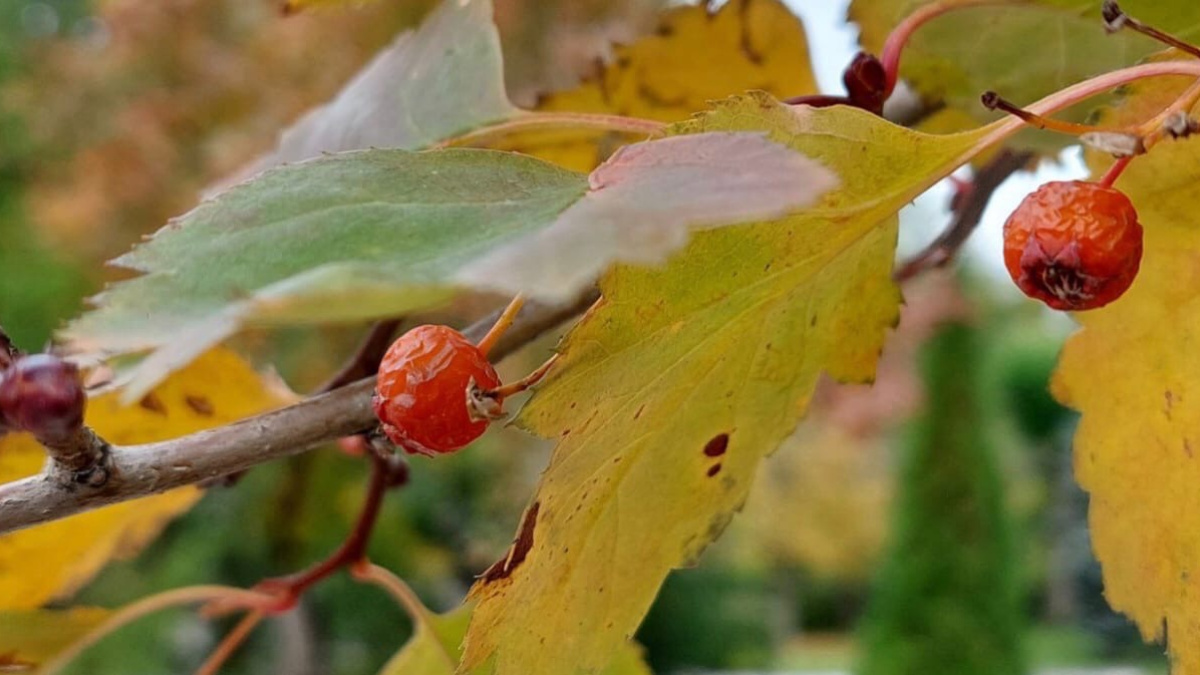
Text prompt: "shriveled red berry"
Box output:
[[0, 354, 86, 444], [372, 325, 501, 456], [1003, 180, 1143, 311]]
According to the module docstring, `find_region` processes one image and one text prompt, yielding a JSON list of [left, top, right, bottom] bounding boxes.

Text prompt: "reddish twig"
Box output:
[[204, 318, 402, 489], [230, 449, 403, 613], [894, 149, 1033, 281]]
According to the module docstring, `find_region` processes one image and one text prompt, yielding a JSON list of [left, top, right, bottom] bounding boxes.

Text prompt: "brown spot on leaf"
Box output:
[[138, 393, 167, 415], [0, 651, 34, 671], [707, 463, 722, 477], [703, 433, 729, 457], [1186, 439, 1194, 459], [634, 405, 646, 420], [481, 501, 540, 583], [185, 395, 214, 416]]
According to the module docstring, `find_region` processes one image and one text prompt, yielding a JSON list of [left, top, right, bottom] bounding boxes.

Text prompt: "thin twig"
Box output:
[[193, 610, 264, 675], [38, 585, 274, 675], [894, 149, 1033, 281], [1103, 1, 1200, 59], [434, 111, 665, 149], [316, 318, 403, 394], [0, 293, 595, 535], [204, 318, 402, 490], [255, 452, 393, 606]]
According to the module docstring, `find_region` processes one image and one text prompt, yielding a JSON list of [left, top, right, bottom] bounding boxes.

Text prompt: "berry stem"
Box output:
[[435, 112, 666, 149], [486, 354, 560, 401], [38, 586, 275, 675], [203, 450, 402, 618], [783, 93, 854, 107], [879, 0, 1007, 97], [1103, 1, 1200, 60], [1134, 76, 1200, 148], [981, 91, 1111, 136], [476, 295, 526, 358], [1097, 156, 1133, 188], [260, 451, 396, 603], [350, 561, 432, 630], [193, 610, 264, 675], [972, 61, 1200, 156]]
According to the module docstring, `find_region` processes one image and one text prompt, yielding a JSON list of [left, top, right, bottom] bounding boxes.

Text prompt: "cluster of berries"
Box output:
[[0, 353, 86, 445]]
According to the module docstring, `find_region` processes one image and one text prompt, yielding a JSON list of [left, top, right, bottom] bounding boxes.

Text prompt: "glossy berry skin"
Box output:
[[0, 354, 86, 444], [1003, 180, 1143, 311], [372, 325, 501, 456]]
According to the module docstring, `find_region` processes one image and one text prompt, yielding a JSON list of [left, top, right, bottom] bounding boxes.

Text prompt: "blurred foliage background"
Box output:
[[0, 1, 1168, 673]]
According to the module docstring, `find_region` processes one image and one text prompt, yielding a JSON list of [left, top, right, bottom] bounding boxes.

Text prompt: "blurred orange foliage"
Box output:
[[7, 0, 662, 264]]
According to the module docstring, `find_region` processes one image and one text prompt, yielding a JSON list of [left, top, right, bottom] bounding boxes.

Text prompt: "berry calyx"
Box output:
[[0, 354, 87, 444], [1003, 180, 1143, 311], [372, 325, 502, 456]]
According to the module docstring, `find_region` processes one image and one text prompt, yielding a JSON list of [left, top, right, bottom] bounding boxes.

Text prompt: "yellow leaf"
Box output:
[[1051, 76, 1200, 673], [378, 604, 471, 675], [0, 607, 108, 669], [740, 426, 890, 581], [852, 0, 1200, 127], [282, 0, 380, 13], [499, 0, 816, 172], [0, 349, 291, 610], [460, 93, 990, 675], [377, 597, 651, 675]]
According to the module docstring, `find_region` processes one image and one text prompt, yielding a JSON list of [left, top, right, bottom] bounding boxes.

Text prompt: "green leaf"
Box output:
[[852, 0, 1200, 128], [252, 0, 516, 172], [69, 133, 835, 398], [69, 149, 587, 396], [459, 93, 991, 675], [460, 132, 838, 302]]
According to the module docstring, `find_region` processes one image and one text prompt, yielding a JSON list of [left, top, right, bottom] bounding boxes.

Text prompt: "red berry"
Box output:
[[1002, 180, 1143, 311], [372, 325, 501, 456], [0, 354, 86, 444]]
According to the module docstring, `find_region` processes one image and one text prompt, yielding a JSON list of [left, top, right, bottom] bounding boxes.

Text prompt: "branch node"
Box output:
[[1164, 110, 1200, 139], [1102, 0, 1127, 33], [44, 427, 114, 489]]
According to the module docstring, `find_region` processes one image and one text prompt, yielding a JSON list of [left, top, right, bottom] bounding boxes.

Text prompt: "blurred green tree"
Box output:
[[858, 321, 1026, 675]]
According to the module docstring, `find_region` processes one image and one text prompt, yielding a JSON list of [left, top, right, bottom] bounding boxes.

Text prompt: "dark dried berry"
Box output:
[[0, 354, 86, 444], [844, 52, 888, 115]]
